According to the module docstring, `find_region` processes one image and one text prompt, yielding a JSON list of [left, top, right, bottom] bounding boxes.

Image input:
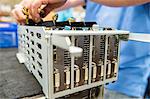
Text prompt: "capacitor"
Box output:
[[54, 68, 60, 92]]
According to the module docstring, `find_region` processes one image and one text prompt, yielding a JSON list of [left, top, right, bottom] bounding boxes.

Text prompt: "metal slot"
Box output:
[[53, 46, 57, 63], [53, 53, 57, 63], [26, 36, 29, 40], [30, 31, 34, 36], [32, 64, 35, 69], [27, 50, 30, 55], [26, 29, 29, 33], [31, 56, 35, 61], [64, 50, 71, 67], [36, 33, 41, 39], [27, 43, 29, 48], [37, 61, 42, 69], [37, 52, 42, 59], [37, 43, 42, 49], [92, 36, 105, 82], [23, 34, 25, 38], [31, 40, 34, 45], [31, 48, 35, 53], [38, 70, 43, 78]]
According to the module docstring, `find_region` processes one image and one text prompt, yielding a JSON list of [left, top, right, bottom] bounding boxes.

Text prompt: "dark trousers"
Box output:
[[144, 76, 150, 98]]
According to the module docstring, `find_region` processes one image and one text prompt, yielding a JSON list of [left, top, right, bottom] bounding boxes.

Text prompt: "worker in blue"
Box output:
[[85, 0, 150, 98], [12, 0, 150, 98]]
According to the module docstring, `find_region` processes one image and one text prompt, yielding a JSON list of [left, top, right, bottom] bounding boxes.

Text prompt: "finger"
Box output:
[[12, 5, 29, 24], [39, 4, 53, 18], [40, 2, 66, 18], [30, 0, 48, 21], [11, 10, 22, 23], [15, 9, 26, 22]]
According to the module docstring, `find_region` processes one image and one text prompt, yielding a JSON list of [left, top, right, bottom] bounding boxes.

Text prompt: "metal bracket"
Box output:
[[16, 53, 25, 63], [129, 33, 150, 43], [118, 34, 129, 41]]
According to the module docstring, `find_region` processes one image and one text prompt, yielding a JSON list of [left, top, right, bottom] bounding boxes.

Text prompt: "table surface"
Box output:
[[0, 48, 42, 98]]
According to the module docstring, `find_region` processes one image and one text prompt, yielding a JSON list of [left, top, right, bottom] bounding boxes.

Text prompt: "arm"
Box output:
[[91, 0, 150, 7], [11, 0, 84, 23], [55, 0, 85, 11]]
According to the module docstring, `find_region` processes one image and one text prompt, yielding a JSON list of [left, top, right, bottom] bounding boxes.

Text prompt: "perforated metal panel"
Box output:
[[17, 25, 129, 99]]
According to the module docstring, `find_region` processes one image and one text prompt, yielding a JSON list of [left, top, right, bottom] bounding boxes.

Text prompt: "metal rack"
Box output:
[[16, 25, 129, 99]]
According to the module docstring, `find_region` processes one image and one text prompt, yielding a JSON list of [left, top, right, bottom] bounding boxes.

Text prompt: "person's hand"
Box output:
[[11, 0, 67, 24], [11, 0, 33, 24]]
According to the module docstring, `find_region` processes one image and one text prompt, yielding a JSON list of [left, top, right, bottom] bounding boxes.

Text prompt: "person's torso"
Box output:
[[85, 1, 150, 67], [85, 1, 150, 97]]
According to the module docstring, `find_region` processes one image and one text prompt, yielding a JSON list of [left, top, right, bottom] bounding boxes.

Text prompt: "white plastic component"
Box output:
[[69, 46, 83, 57], [52, 35, 71, 49], [52, 35, 83, 57], [16, 53, 25, 63], [129, 33, 150, 43]]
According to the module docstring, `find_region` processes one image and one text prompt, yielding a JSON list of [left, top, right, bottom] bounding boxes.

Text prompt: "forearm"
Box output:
[[55, 0, 85, 11], [91, 0, 150, 7]]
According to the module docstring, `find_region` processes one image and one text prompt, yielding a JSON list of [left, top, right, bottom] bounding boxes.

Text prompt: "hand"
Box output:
[[11, 0, 67, 24], [30, 0, 67, 21], [11, 0, 33, 24]]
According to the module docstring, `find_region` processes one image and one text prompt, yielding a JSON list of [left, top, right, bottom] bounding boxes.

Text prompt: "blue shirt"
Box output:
[[57, 9, 73, 21], [85, 1, 150, 97]]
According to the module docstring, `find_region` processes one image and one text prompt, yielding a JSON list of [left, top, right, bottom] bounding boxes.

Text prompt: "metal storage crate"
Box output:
[[16, 24, 129, 99]]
